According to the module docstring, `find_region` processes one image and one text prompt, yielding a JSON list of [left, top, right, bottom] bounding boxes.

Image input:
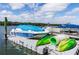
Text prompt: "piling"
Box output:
[[4, 17, 8, 54]]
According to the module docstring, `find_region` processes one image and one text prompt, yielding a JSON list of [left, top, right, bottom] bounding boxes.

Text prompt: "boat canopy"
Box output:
[[58, 23, 79, 28], [16, 25, 44, 32]]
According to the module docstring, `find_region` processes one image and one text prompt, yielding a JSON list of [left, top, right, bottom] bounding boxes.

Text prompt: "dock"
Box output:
[[52, 32, 79, 40], [8, 36, 79, 55]]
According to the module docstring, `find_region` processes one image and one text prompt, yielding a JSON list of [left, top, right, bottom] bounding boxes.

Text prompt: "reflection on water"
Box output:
[[0, 26, 25, 55]]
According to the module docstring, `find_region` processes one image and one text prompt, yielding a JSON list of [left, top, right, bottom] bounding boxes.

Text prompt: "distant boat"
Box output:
[[9, 25, 50, 38], [58, 23, 79, 34], [58, 23, 79, 28]]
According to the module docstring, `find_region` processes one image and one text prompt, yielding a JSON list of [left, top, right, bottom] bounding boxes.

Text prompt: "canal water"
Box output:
[[0, 26, 27, 55]]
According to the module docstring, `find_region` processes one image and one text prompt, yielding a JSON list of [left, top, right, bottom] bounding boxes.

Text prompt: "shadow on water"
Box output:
[[0, 26, 27, 55]]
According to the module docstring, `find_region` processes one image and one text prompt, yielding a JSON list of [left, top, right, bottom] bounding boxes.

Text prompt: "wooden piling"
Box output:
[[4, 17, 8, 54]]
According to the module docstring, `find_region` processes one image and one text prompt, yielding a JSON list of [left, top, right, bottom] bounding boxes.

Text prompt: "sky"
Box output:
[[0, 3, 79, 24]]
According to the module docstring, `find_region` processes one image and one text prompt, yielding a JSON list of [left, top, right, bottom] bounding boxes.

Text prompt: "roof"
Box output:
[[58, 23, 79, 28], [16, 25, 44, 32]]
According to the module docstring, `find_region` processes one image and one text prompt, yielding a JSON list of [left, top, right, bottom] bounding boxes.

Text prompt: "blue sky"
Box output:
[[0, 3, 79, 24]]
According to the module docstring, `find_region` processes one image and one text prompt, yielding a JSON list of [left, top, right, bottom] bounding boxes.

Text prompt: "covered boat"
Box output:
[[10, 25, 49, 38]]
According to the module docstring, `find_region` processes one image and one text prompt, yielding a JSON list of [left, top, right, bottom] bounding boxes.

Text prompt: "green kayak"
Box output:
[[36, 34, 54, 46], [57, 38, 77, 52], [50, 36, 59, 45], [36, 34, 68, 46], [36, 34, 61, 46]]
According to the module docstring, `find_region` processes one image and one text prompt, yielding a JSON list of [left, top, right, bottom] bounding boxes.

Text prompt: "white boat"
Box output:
[[10, 28, 49, 38], [9, 25, 50, 38]]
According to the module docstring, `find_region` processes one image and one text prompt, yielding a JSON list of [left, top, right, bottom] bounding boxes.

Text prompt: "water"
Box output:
[[0, 26, 49, 55], [0, 26, 4, 48], [1, 26, 78, 55], [0, 26, 15, 47], [0, 26, 26, 55]]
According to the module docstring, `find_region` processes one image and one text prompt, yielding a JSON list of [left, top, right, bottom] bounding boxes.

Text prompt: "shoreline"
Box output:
[[0, 22, 60, 26]]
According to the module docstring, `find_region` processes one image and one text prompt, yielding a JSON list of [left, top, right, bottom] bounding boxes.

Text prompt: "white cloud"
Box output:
[[9, 3, 25, 10], [0, 9, 34, 22], [53, 14, 78, 24], [1, 3, 73, 24], [71, 8, 79, 13], [36, 3, 68, 16], [66, 8, 79, 15], [54, 7, 79, 24], [26, 3, 41, 11], [19, 13, 34, 22], [39, 3, 68, 12], [26, 3, 36, 9], [33, 3, 69, 23], [8, 13, 36, 22], [0, 10, 13, 21], [0, 10, 13, 17]]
